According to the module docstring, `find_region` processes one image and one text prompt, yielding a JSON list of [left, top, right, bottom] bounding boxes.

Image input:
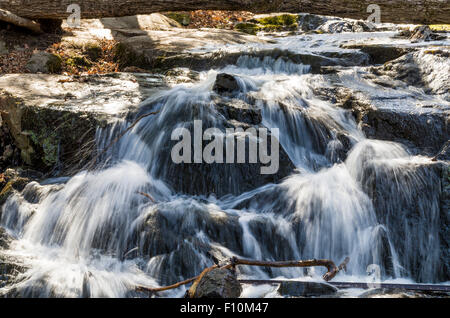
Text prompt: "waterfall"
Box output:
[[0, 53, 445, 297]]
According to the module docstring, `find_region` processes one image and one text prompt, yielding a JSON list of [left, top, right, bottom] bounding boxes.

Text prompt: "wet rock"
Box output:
[[357, 156, 446, 282], [0, 117, 21, 170], [439, 164, 450, 281], [358, 288, 427, 298], [0, 251, 28, 293], [0, 168, 43, 207], [362, 108, 448, 156], [26, 51, 62, 74], [213, 73, 240, 96], [0, 73, 167, 173], [341, 43, 410, 64], [277, 281, 338, 297], [317, 76, 448, 156], [188, 268, 242, 298], [0, 227, 12, 249], [373, 50, 450, 99], [318, 19, 371, 33], [434, 141, 450, 161], [407, 25, 447, 43], [298, 14, 327, 32], [112, 28, 265, 70], [235, 22, 260, 35]]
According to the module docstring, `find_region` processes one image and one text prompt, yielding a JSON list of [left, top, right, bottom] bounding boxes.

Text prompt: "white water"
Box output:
[[0, 32, 447, 297]]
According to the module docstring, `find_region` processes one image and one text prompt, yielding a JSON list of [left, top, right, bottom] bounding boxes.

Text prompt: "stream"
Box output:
[[0, 23, 449, 298]]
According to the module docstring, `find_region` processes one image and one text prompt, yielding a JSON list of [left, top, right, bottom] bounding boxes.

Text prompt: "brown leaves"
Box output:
[[0, 48, 33, 73], [185, 10, 253, 29], [49, 39, 121, 76]]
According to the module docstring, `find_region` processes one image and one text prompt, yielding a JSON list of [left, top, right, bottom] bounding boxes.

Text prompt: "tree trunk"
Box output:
[[0, 8, 42, 33], [0, 0, 449, 24]]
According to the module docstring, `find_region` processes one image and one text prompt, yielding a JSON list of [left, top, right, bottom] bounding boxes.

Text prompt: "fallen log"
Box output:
[[0, 0, 449, 24], [135, 256, 349, 294], [0, 8, 42, 33]]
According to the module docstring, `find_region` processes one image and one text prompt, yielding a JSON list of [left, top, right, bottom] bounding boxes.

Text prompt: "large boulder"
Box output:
[[213, 73, 240, 96], [373, 49, 450, 99], [188, 268, 242, 298], [26, 51, 62, 74], [0, 73, 167, 174]]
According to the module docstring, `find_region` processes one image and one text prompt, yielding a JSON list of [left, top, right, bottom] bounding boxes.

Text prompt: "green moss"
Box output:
[[429, 24, 450, 32], [27, 130, 59, 167], [84, 43, 102, 61], [235, 23, 261, 35], [46, 54, 62, 73], [0, 181, 13, 205], [236, 14, 299, 34], [0, 177, 29, 206], [165, 12, 190, 26], [66, 55, 92, 68], [256, 14, 298, 27], [260, 23, 298, 32]]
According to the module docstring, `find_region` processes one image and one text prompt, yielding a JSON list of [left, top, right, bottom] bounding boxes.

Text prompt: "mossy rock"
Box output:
[[46, 54, 63, 73], [83, 43, 102, 61], [164, 12, 191, 26], [235, 15, 299, 34], [21, 107, 99, 173], [429, 24, 450, 32], [260, 23, 298, 32], [26, 52, 62, 74], [256, 14, 298, 27], [66, 55, 92, 68], [234, 22, 261, 35], [0, 177, 29, 206]]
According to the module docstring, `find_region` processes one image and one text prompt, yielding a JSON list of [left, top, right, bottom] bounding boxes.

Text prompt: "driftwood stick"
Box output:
[[0, 9, 42, 33], [136, 276, 199, 294], [323, 257, 350, 282], [87, 110, 159, 170], [136, 264, 226, 294], [137, 191, 156, 203], [135, 257, 349, 293]]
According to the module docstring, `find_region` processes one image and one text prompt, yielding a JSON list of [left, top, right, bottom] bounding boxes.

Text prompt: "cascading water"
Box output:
[[0, 48, 446, 297]]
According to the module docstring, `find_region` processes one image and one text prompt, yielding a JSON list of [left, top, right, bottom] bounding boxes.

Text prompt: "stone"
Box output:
[[189, 268, 242, 298], [298, 13, 328, 32], [434, 141, 450, 161], [408, 25, 447, 42], [277, 281, 338, 297], [375, 50, 450, 99], [0, 40, 8, 56], [341, 43, 410, 64], [0, 168, 42, 207], [0, 73, 167, 173], [318, 19, 371, 33], [213, 73, 240, 96], [26, 51, 62, 74]]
